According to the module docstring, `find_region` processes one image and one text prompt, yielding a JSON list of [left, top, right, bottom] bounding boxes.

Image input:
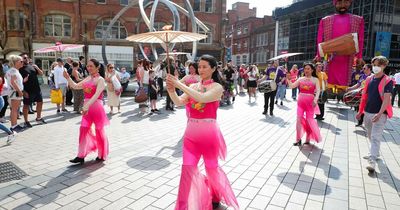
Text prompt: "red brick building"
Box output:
[[227, 15, 273, 66], [1, 0, 227, 73], [250, 20, 275, 69], [226, 2, 256, 23]]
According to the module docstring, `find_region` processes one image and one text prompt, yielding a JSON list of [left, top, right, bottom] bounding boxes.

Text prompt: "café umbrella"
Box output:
[[126, 25, 207, 74]]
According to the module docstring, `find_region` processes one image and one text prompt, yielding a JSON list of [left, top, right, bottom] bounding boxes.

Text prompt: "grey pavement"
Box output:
[[0, 88, 399, 210]]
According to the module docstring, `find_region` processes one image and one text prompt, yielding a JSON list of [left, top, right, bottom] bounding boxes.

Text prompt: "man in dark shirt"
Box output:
[[223, 63, 236, 104], [19, 53, 46, 127], [357, 56, 393, 173], [64, 57, 74, 106]]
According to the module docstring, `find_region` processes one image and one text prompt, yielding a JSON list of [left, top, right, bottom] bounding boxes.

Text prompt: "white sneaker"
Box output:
[[363, 155, 380, 160], [366, 159, 376, 173], [7, 131, 16, 144]]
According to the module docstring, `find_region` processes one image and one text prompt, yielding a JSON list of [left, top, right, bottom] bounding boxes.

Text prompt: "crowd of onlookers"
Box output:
[[1, 53, 398, 146]]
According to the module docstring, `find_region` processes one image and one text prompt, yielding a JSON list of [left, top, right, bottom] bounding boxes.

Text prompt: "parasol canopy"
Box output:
[[34, 42, 84, 53], [268, 53, 303, 61]]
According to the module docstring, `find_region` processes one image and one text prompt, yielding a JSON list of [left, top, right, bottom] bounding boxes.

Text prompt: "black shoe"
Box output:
[[293, 141, 302, 146], [280, 101, 283, 106], [355, 123, 362, 127], [151, 109, 155, 113], [10, 125, 24, 132], [57, 109, 60, 113], [95, 157, 105, 162], [28, 110, 34, 114], [275, 100, 278, 104], [69, 157, 84, 164], [24, 122, 32, 128], [270, 112, 274, 116], [262, 110, 267, 115], [232, 96, 235, 102], [212, 202, 220, 209], [36, 118, 47, 124], [304, 141, 310, 145]]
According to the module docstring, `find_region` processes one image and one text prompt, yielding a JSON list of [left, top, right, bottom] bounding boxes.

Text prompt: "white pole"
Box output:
[[275, 20, 279, 57]]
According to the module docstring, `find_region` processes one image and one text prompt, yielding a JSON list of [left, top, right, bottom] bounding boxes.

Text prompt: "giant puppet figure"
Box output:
[[316, 0, 364, 95]]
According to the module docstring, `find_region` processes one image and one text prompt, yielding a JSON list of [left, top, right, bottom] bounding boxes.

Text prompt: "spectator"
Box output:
[[65, 57, 74, 106], [19, 53, 46, 128], [71, 61, 84, 114], [119, 67, 130, 92], [6, 55, 24, 132], [53, 58, 69, 113], [105, 63, 121, 114]]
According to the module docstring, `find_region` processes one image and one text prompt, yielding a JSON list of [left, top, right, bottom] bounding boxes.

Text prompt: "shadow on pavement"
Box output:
[[156, 138, 183, 158], [277, 172, 332, 195], [369, 160, 400, 193], [126, 156, 171, 171], [318, 120, 342, 135], [299, 145, 342, 180], [327, 107, 353, 122], [3, 161, 104, 209], [259, 116, 290, 128]]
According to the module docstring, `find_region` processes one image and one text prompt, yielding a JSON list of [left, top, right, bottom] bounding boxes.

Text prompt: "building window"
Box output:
[[95, 19, 127, 40], [44, 15, 71, 37], [237, 27, 241, 35], [120, 0, 128, 5], [242, 55, 247, 64], [197, 25, 212, 44], [237, 43, 241, 50], [8, 10, 24, 30], [97, 0, 106, 4], [243, 26, 248, 34], [194, 0, 201, 12], [243, 41, 247, 49], [205, 0, 213, 13], [236, 55, 241, 64]]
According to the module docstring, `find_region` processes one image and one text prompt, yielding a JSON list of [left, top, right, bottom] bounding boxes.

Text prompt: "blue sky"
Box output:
[[226, 0, 293, 17]]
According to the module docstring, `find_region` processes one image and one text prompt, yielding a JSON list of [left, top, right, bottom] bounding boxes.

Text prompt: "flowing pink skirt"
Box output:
[[175, 119, 238, 210], [297, 94, 322, 143], [77, 99, 110, 159]]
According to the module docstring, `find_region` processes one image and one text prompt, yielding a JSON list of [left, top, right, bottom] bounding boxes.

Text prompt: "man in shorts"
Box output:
[[54, 58, 69, 113], [19, 53, 46, 127]]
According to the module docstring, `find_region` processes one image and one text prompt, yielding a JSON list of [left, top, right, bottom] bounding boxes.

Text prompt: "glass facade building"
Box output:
[[273, 0, 400, 71]]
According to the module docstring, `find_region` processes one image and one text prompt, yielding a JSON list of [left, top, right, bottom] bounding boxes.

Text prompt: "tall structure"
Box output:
[[250, 20, 276, 68], [273, 0, 400, 72], [226, 2, 257, 23], [0, 0, 227, 75]]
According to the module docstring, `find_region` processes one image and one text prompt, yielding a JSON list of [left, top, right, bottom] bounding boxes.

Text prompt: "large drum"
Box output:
[[319, 33, 359, 56], [258, 80, 277, 93], [343, 88, 363, 107]]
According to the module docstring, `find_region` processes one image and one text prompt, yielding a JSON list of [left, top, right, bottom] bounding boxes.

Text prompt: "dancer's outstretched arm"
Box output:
[[63, 70, 89, 90]]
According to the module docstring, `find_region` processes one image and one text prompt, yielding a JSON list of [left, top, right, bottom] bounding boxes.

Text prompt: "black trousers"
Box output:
[[0, 95, 8, 118], [264, 90, 277, 113], [166, 93, 174, 109], [354, 106, 364, 125], [66, 88, 73, 105], [392, 85, 400, 107], [316, 102, 325, 118], [157, 77, 164, 97]]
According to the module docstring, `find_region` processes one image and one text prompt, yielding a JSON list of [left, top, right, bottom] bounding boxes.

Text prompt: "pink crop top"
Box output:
[[83, 79, 103, 100], [299, 79, 316, 95], [185, 80, 219, 119], [185, 75, 199, 86]]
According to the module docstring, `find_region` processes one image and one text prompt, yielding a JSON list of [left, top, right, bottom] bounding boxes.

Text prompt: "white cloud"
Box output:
[[226, 0, 294, 17]]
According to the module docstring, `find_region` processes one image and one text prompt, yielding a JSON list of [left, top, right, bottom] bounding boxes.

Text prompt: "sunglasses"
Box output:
[[109, 66, 114, 69]]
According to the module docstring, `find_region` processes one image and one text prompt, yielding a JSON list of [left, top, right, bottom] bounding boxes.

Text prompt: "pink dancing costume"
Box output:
[[77, 80, 110, 160], [175, 81, 239, 210], [296, 79, 322, 143]]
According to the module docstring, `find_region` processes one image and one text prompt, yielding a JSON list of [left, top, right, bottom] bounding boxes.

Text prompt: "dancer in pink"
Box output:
[[315, 0, 364, 92], [180, 62, 200, 86], [287, 64, 322, 146], [63, 58, 109, 164], [166, 55, 238, 210]]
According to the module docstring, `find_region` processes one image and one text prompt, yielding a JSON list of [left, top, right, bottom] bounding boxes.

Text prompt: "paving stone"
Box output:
[[349, 196, 367, 210], [269, 192, 290, 208]]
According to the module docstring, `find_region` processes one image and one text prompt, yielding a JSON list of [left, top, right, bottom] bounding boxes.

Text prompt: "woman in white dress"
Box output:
[[105, 64, 121, 114]]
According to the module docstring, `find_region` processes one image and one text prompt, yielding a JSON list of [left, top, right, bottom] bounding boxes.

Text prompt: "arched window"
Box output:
[[197, 25, 213, 44], [44, 15, 71, 37], [95, 19, 127, 40]]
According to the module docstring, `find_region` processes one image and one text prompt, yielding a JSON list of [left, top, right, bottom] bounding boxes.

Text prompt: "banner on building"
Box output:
[[226, 47, 232, 61], [374, 32, 392, 57]]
